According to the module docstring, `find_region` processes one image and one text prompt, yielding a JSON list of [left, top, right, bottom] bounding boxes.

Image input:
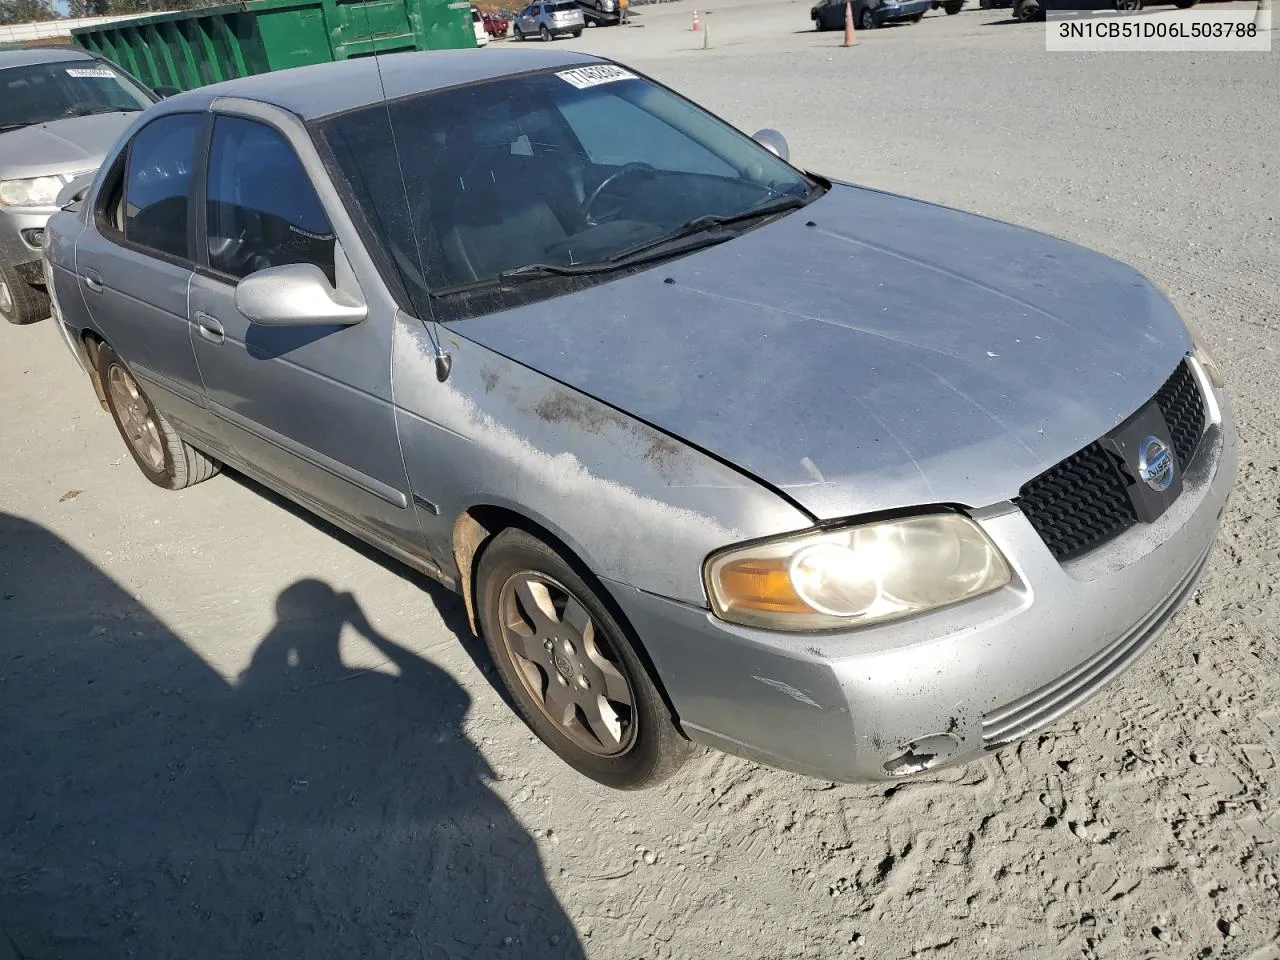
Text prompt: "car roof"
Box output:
[[0, 46, 95, 70], [177, 48, 608, 122]]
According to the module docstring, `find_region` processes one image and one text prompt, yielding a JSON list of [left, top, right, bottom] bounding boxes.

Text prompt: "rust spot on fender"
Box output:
[[533, 390, 616, 434]]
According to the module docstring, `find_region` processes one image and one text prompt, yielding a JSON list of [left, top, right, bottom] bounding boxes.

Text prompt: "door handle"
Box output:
[[81, 269, 103, 293], [194, 311, 225, 345]]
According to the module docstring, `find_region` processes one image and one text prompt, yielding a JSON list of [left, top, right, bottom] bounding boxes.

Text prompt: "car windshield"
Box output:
[[0, 59, 152, 132], [315, 66, 816, 319]]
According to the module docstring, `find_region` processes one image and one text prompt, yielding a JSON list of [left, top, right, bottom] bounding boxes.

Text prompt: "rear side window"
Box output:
[[205, 116, 335, 282], [123, 113, 201, 260]]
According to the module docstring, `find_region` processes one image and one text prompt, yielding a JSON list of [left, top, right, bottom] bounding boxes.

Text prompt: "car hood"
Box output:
[[0, 112, 136, 180], [454, 184, 1192, 521]]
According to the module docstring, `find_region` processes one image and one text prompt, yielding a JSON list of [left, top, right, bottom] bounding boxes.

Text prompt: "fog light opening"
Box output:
[[21, 228, 45, 249]]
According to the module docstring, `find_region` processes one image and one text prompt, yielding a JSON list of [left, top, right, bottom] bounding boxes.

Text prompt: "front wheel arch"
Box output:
[[450, 503, 687, 731]]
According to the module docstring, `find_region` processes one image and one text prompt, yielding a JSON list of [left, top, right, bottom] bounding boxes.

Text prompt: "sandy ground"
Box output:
[[2, 5, 1278, 959]]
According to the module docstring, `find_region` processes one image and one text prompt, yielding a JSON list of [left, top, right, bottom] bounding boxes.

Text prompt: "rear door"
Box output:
[[73, 110, 217, 444], [187, 105, 421, 552]]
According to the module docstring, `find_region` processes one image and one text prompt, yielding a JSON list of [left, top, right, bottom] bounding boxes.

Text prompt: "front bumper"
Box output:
[[0, 205, 56, 274], [605, 365, 1237, 782]]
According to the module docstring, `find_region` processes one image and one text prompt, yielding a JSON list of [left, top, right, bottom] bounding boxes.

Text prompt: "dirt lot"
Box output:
[[2, 5, 1278, 959]]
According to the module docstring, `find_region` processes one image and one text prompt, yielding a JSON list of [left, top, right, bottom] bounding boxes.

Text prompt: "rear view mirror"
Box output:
[[234, 264, 367, 327], [57, 171, 97, 210], [752, 128, 790, 163]]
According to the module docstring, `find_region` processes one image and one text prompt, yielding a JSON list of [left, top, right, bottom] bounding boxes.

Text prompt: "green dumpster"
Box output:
[[71, 0, 477, 93]]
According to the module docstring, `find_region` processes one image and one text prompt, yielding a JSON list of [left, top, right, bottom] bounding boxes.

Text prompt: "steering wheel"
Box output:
[[582, 162, 656, 225]]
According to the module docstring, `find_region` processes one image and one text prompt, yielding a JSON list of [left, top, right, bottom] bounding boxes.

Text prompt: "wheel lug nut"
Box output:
[[544, 639, 554, 651]]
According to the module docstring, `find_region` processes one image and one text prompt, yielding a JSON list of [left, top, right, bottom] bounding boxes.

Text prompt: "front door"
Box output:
[[188, 110, 421, 552]]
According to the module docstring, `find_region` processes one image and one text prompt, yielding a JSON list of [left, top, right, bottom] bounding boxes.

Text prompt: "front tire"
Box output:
[[475, 528, 692, 790], [0, 264, 49, 325], [97, 344, 219, 490], [943, 0, 963, 12], [857, 5, 877, 28], [540, 24, 551, 39], [572, 27, 583, 35], [514, 24, 524, 38]]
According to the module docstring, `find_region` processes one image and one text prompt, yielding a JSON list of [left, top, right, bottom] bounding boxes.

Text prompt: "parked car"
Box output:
[[577, 0, 622, 23], [43, 49, 1235, 790], [0, 46, 158, 325], [811, 0, 932, 29], [482, 10, 512, 37], [513, 0, 585, 39], [472, 6, 491, 44]]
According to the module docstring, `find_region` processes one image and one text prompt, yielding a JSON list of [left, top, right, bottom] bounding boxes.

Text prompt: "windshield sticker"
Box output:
[[556, 65, 637, 90], [65, 68, 115, 79]]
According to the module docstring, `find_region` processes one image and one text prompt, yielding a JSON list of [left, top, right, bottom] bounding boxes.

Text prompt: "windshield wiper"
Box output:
[[428, 194, 807, 299], [0, 122, 34, 133], [609, 193, 808, 261], [63, 106, 141, 119], [429, 227, 740, 298]]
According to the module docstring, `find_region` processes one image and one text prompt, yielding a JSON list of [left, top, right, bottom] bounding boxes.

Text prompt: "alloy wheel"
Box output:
[[107, 364, 164, 472], [496, 572, 637, 757]]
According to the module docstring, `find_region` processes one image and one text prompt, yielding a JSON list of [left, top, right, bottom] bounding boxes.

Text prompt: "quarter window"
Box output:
[[122, 112, 201, 260], [205, 116, 336, 282]]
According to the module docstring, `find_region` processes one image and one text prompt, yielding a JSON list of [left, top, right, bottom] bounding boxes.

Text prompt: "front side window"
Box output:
[[0, 59, 152, 133], [205, 116, 336, 282], [315, 68, 814, 318], [123, 112, 201, 260]]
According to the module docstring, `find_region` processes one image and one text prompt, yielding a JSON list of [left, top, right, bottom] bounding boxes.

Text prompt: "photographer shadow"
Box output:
[[0, 512, 582, 960]]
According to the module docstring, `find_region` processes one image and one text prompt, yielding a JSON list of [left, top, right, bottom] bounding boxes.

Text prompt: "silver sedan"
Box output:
[[43, 49, 1236, 788]]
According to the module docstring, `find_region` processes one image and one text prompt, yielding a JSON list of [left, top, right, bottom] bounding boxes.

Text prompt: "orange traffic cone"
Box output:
[[691, 8, 701, 29], [842, 0, 857, 45]]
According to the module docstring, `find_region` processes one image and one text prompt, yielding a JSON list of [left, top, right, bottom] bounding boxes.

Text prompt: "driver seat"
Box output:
[[430, 147, 585, 285]]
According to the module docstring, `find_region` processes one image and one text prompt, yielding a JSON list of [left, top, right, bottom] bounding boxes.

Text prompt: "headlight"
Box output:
[[705, 512, 1011, 631], [0, 175, 66, 208], [1185, 323, 1225, 389]]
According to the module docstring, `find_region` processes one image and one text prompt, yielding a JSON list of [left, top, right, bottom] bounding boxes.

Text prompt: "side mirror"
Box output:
[[153, 85, 181, 99], [234, 263, 367, 327], [751, 128, 790, 163], [57, 171, 97, 209]]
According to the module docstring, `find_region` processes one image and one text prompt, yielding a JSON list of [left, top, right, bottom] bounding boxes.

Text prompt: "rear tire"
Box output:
[[475, 528, 692, 790], [514, 24, 524, 38], [943, 0, 963, 12], [857, 5, 876, 28], [0, 264, 49, 325], [1172, 0, 1197, 6], [540, 24, 551, 39], [97, 344, 220, 490], [572, 27, 583, 35]]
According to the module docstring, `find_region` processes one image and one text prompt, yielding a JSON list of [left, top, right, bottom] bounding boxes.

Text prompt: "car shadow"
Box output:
[[0, 511, 583, 959]]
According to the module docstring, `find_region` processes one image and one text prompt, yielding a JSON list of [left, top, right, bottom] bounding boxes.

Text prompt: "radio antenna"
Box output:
[[355, 2, 452, 382]]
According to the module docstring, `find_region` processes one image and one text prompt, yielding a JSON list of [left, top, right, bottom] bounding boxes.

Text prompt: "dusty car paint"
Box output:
[[454, 184, 1193, 521], [392, 314, 815, 606]]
